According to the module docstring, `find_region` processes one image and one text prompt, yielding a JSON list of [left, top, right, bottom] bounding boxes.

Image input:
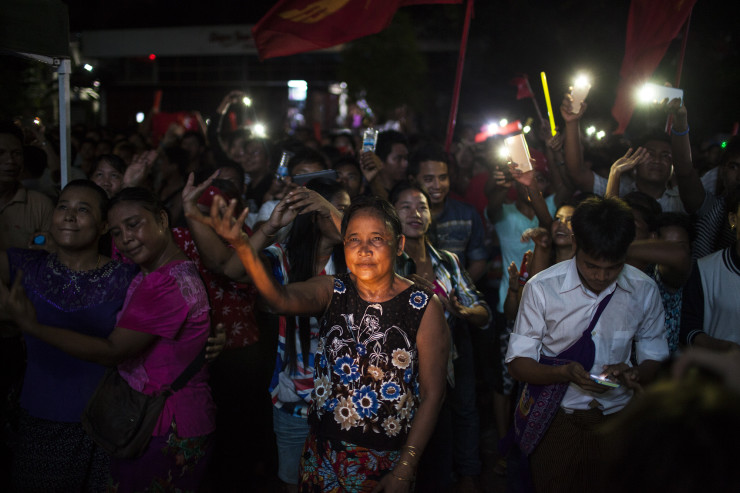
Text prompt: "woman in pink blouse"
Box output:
[[5, 186, 215, 492]]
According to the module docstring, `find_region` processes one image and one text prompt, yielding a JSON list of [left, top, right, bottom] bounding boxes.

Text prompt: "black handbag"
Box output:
[[81, 347, 206, 459]]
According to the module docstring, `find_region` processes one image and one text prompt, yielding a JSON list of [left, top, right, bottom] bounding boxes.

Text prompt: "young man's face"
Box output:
[[574, 247, 625, 294], [414, 160, 450, 207], [635, 140, 672, 186], [381, 143, 409, 183], [0, 133, 23, 186]]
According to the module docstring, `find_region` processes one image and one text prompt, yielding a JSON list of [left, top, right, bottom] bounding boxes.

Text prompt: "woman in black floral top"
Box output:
[[196, 193, 448, 492]]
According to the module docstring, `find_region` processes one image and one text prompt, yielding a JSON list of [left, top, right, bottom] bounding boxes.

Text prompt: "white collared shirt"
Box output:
[[506, 258, 669, 414]]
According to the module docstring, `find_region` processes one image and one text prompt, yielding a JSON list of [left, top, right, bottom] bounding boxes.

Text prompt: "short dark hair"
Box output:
[[375, 130, 408, 162], [389, 181, 432, 210], [288, 147, 327, 174], [623, 191, 662, 233], [407, 143, 448, 178], [332, 155, 361, 173], [571, 196, 636, 261], [341, 195, 402, 245], [181, 130, 206, 147], [726, 186, 740, 218], [0, 120, 23, 144], [720, 136, 740, 166], [93, 154, 127, 175], [109, 187, 165, 220], [656, 212, 695, 243], [23, 146, 47, 178], [635, 130, 671, 149], [62, 179, 110, 219], [163, 146, 190, 177]]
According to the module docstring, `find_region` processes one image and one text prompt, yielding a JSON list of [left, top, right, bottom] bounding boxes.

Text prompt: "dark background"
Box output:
[[3, 0, 739, 144]]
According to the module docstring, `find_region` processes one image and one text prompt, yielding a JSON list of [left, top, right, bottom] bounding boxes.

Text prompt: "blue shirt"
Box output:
[[428, 198, 488, 269]]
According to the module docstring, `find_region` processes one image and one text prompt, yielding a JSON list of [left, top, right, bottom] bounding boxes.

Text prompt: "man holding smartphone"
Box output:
[[505, 196, 668, 493]]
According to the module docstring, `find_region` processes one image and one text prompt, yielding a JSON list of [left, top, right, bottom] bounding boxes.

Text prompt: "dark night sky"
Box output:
[[58, 0, 740, 141]]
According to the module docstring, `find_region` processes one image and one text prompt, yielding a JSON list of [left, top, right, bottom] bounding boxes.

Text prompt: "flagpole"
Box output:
[[524, 76, 546, 130], [666, 9, 693, 134], [444, 0, 475, 154]]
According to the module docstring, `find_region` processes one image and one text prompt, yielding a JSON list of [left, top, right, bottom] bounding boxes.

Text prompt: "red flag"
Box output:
[[252, 0, 462, 60], [611, 0, 696, 134], [511, 76, 534, 100]]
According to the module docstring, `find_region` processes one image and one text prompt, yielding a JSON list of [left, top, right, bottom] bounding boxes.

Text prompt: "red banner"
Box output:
[[611, 0, 696, 134], [252, 0, 462, 60], [511, 76, 534, 100]]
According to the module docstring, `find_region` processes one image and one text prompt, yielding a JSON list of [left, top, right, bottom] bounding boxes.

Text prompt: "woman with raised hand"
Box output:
[[2, 186, 215, 493], [194, 193, 448, 492]]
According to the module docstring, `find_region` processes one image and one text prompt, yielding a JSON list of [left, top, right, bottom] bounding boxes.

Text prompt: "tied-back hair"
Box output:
[[284, 178, 347, 372], [571, 196, 635, 262], [62, 179, 111, 219], [109, 187, 166, 220], [340, 195, 402, 245]]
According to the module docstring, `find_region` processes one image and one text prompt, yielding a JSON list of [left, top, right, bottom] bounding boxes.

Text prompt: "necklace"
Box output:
[[95, 254, 101, 269], [156, 246, 182, 270]]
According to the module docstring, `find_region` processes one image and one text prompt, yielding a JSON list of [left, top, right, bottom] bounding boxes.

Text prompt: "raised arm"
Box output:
[[560, 95, 594, 193], [196, 195, 334, 317], [667, 100, 706, 213], [605, 147, 650, 199]]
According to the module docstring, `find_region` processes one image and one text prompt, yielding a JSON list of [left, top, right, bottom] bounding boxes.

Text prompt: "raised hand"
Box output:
[[123, 150, 157, 188], [511, 164, 536, 188], [359, 151, 383, 184], [182, 170, 219, 218], [610, 147, 649, 175], [559, 93, 587, 123], [193, 195, 251, 248], [521, 228, 550, 249]]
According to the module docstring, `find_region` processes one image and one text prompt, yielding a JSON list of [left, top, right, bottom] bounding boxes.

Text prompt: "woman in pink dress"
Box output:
[[3, 186, 215, 492]]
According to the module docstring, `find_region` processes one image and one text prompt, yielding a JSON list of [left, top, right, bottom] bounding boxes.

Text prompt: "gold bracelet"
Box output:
[[392, 473, 412, 482]]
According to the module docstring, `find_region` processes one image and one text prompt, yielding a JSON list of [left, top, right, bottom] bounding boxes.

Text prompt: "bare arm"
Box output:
[[668, 101, 705, 213], [605, 147, 650, 199], [194, 195, 334, 316], [521, 228, 551, 277], [560, 95, 594, 193], [503, 261, 522, 321], [379, 297, 449, 489], [627, 239, 692, 289], [1, 273, 156, 366]]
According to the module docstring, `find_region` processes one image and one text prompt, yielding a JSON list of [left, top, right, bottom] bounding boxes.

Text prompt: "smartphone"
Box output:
[[589, 373, 620, 388], [639, 82, 684, 105], [570, 81, 591, 114], [292, 169, 338, 186], [504, 134, 533, 172]]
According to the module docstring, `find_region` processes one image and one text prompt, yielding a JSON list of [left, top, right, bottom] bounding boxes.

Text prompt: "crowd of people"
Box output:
[[1, 85, 739, 493]]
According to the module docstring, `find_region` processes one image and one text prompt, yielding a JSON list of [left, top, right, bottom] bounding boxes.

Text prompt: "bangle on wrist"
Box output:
[[671, 125, 689, 136], [392, 473, 412, 482]]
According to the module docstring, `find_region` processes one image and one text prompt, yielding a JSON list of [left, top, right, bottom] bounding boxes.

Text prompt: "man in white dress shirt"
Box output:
[[505, 196, 669, 492]]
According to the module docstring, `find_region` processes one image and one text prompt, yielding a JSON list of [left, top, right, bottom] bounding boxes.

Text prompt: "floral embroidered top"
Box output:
[[309, 273, 433, 451]]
